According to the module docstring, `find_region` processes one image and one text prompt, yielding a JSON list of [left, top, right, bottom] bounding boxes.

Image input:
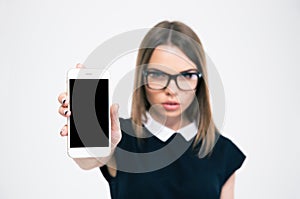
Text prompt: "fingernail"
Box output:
[[64, 110, 68, 115], [62, 98, 66, 104]]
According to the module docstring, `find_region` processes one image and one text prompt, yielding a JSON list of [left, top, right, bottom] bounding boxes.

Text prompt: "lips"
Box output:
[[162, 101, 180, 111]]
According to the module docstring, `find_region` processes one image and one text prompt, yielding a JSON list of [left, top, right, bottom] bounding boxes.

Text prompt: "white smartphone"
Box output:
[[67, 68, 111, 158]]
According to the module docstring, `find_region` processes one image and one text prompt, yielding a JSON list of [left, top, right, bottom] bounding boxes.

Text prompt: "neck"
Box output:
[[149, 112, 190, 131]]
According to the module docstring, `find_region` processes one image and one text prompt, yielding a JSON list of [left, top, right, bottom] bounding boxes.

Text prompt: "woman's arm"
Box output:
[[73, 157, 106, 170], [71, 103, 121, 170], [72, 148, 118, 170], [58, 67, 122, 170], [220, 172, 235, 199]]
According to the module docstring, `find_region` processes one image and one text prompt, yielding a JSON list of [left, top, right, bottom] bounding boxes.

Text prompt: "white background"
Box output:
[[1, 0, 299, 198]]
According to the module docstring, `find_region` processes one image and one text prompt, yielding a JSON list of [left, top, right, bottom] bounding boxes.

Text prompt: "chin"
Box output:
[[164, 111, 183, 119]]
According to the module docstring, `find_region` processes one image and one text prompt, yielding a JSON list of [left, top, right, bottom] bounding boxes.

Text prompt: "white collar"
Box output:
[[143, 112, 198, 142]]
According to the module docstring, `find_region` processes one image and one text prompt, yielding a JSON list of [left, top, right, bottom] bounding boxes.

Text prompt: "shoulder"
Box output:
[[119, 117, 132, 125], [119, 117, 136, 137], [116, 117, 140, 150], [215, 134, 241, 151], [213, 134, 246, 185], [213, 134, 246, 161], [119, 117, 132, 123]]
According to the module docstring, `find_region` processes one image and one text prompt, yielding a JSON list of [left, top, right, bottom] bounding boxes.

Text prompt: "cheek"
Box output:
[[145, 89, 160, 105], [179, 91, 196, 107]]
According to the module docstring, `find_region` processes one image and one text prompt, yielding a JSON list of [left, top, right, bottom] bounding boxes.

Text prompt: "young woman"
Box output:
[[58, 21, 246, 199]]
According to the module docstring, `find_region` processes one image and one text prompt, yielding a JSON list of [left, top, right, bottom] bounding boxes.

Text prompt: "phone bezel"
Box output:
[[67, 68, 111, 158]]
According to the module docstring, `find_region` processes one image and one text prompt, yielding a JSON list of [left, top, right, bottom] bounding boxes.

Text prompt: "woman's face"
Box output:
[[145, 45, 198, 124]]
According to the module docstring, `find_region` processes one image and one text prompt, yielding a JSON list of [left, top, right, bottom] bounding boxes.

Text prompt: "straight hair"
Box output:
[[131, 21, 220, 158]]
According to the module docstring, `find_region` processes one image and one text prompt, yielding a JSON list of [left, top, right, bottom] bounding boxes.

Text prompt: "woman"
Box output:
[[58, 21, 246, 199]]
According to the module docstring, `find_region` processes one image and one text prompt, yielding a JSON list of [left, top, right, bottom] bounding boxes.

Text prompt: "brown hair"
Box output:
[[131, 21, 220, 158]]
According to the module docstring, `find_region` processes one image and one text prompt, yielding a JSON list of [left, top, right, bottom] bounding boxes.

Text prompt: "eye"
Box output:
[[181, 72, 198, 79], [148, 71, 167, 78]]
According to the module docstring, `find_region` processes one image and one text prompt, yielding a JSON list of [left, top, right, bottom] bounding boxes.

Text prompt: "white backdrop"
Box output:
[[0, 0, 299, 198]]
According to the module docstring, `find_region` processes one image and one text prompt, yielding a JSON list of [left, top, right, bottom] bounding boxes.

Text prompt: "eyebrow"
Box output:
[[146, 68, 199, 74]]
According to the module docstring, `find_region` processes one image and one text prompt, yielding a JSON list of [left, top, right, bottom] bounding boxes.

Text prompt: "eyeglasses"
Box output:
[[143, 69, 202, 91]]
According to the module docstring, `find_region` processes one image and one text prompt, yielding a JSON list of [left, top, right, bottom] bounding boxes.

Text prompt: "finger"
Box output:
[[110, 104, 122, 147], [76, 63, 85, 68], [58, 92, 69, 107], [60, 125, 68, 136], [58, 106, 71, 117], [110, 104, 120, 132]]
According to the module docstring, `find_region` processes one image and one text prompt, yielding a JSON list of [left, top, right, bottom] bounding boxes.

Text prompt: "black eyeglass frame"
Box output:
[[142, 69, 202, 91]]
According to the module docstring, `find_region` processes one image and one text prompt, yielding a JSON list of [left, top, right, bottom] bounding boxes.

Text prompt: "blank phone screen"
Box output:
[[69, 79, 109, 148]]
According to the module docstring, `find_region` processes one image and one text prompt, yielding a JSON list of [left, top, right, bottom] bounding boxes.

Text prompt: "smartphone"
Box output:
[[67, 68, 111, 158]]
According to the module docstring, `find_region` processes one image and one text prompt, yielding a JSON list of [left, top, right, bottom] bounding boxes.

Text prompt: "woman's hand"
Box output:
[[58, 63, 122, 170]]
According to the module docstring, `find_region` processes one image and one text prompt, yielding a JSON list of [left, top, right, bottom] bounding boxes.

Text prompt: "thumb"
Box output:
[[110, 104, 121, 147]]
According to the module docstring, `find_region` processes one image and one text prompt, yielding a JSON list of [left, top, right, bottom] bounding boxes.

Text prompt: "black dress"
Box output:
[[100, 118, 246, 199]]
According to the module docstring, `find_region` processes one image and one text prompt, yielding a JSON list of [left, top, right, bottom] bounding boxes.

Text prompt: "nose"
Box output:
[[165, 79, 178, 95]]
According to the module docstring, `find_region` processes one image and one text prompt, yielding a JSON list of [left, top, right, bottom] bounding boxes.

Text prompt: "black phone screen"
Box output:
[[69, 79, 109, 148]]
